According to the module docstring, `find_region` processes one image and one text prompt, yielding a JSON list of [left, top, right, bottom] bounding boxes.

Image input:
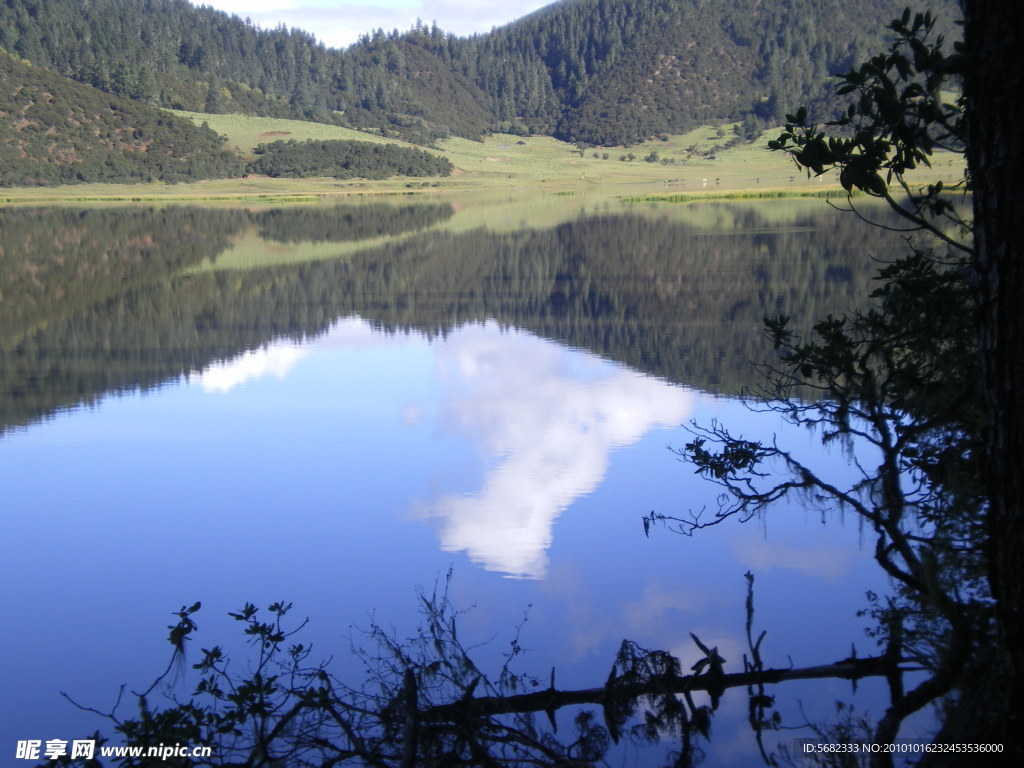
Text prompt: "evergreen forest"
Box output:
[[0, 0, 957, 185], [0, 49, 243, 185], [249, 139, 453, 179]]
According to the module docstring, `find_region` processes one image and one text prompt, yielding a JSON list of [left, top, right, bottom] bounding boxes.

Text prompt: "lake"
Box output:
[[0, 192, 923, 765]]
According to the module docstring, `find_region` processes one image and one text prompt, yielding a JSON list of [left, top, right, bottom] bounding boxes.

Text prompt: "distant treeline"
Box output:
[[248, 140, 453, 179]]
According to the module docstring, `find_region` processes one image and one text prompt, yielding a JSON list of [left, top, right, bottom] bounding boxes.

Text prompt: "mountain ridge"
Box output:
[[0, 0, 959, 184]]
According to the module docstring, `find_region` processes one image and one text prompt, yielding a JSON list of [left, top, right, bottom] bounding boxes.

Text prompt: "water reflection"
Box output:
[[422, 323, 692, 577], [196, 343, 308, 393], [0, 199, 903, 434], [0, 198, 913, 764], [187, 318, 692, 579]]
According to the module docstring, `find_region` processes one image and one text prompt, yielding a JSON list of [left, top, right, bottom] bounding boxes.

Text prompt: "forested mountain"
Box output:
[[0, 0, 959, 161], [0, 49, 447, 185], [0, 49, 243, 185], [0, 0, 494, 144], [445, 0, 959, 143]]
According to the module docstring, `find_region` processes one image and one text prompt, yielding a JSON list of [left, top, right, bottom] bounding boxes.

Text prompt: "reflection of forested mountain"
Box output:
[[255, 205, 453, 244], [0, 203, 453, 334], [0, 203, 904, 432], [0, 203, 453, 430]]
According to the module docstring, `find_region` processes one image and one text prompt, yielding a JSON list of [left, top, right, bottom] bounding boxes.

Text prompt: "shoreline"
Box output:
[[0, 177, 849, 206]]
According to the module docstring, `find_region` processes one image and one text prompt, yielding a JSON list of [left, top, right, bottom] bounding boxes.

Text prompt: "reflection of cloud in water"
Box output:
[[624, 582, 715, 635], [190, 319, 692, 579], [422, 324, 693, 579], [541, 569, 723, 660], [192, 317, 402, 393], [196, 345, 307, 393]]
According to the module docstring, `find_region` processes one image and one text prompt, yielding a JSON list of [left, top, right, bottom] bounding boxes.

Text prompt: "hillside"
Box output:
[[0, 0, 492, 145], [457, 0, 961, 144], [0, 50, 243, 185], [0, 0, 960, 183], [0, 50, 452, 187]]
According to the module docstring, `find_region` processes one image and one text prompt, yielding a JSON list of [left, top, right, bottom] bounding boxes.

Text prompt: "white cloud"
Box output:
[[190, 1, 552, 49], [196, 344, 308, 393], [417, 324, 693, 579]]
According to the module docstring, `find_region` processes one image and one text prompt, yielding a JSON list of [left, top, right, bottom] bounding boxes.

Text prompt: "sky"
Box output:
[[189, 0, 553, 50]]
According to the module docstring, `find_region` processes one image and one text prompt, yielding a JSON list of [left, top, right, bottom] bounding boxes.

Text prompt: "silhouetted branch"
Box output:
[[419, 654, 907, 724]]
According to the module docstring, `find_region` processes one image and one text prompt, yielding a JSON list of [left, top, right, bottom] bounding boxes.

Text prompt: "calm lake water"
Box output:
[[0, 194, 924, 765]]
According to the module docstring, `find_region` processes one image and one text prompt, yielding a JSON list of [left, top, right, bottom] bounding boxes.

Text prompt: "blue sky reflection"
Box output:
[[188, 318, 693, 578]]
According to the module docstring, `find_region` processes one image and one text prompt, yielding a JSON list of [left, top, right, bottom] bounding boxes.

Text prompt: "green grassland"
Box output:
[[0, 106, 960, 274], [0, 111, 965, 208], [166, 111, 400, 157], [165, 112, 826, 194], [0, 110, 966, 274]]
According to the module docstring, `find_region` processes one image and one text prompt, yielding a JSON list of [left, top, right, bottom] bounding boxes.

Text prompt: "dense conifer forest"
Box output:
[[249, 139, 453, 179], [0, 0, 957, 184]]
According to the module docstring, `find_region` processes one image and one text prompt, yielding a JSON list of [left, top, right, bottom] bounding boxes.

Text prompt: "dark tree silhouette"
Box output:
[[57, 575, 909, 768], [647, 8, 1020, 763], [962, 1, 1024, 759]]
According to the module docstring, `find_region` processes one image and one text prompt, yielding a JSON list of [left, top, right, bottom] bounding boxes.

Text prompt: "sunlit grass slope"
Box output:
[[167, 111, 402, 157], [0, 112, 965, 204]]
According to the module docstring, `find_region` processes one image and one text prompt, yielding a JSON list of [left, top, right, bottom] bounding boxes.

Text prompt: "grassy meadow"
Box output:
[[0, 110, 966, 272], [0, 111, 966, 207], [0, 107, 963, 273]]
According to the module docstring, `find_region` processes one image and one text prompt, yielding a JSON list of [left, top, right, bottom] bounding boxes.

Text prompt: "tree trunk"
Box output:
[[962, 0, 1024, 759]]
